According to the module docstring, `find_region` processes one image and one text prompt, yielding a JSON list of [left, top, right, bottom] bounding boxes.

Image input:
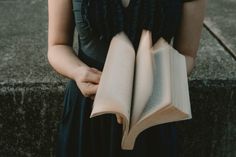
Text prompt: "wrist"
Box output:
[[184, 55, 196, 76], [70, 65, 88, 81]]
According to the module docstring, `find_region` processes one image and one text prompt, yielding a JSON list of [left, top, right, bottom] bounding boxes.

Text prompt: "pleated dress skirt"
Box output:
[[55, 49, 178, 157]]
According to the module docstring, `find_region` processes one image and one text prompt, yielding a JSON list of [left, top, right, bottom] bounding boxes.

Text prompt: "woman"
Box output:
[[47, 0, 207, 156]]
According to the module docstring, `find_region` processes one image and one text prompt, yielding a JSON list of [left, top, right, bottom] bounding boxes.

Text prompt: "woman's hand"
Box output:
[[73, 66, 123, 124], [72, 66, 102, 100], [116, 114, 123, 124]]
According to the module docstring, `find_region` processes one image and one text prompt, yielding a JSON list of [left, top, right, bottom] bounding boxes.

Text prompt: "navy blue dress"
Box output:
[[56, 0, 186, 156]]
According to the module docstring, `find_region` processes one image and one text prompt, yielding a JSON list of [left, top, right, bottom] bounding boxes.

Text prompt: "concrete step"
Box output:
[[0, 0, 235, 157], [177, 30, 236, 157]]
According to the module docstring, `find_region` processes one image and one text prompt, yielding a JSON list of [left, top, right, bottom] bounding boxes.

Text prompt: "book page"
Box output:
[[90, 32, 135, 129], [130, 30, 154, 127], [137, 38, 172, 121], [171, 48, 192, 118]]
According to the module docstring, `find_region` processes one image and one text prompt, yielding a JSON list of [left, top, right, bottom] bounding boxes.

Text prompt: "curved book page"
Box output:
[[131, 30, 154, 127], [90, 32, 135, 136]]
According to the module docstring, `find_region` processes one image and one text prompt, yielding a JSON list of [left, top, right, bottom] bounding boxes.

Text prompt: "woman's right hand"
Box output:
[[72, 66, 102, 100]]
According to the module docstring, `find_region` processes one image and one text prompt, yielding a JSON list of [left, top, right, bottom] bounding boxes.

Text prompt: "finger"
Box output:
[[83, 71, 101, 84], [83, 83, 99, 96], [90, 67, 102, 74], [116, 114, 122, 124], [90, 94, 95, 100]]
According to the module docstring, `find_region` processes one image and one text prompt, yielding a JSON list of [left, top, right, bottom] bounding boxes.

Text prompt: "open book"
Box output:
[[90, 30, 192, 150]]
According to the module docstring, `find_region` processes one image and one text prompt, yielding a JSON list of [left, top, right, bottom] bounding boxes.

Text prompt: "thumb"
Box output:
[[116, 114, 123, 124]]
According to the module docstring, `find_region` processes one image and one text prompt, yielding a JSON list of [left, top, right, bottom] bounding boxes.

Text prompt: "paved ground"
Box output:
[[204, 0, 236, 59], [0, 0, 67, 85]]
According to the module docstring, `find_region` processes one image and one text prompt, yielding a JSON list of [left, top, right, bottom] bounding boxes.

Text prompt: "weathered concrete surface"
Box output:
[[0, 0, 78, 84], [0, 0, 236, 157], [189, 29, 236, 81], [0, 83, 65, 157], [185, 8, 236, 156], [0, 0, 73, 156], [177, 84, 236, 157], [177, 29, 236, 157], [204, 0, 236, 58]]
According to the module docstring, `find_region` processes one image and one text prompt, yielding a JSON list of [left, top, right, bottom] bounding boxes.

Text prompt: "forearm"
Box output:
[[47, 45, 88, 80], [174, 0, 207, 76], [184, 55, 195, 76]]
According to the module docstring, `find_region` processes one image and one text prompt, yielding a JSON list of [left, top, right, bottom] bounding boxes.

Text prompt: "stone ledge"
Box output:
[[0, 83, 65, 157], [177, 83, 236, 157], [0, 81, 235, 157]]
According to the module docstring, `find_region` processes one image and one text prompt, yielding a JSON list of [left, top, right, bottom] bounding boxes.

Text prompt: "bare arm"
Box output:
[[174, 0, 207, 76], [47, 0, 101, 99], [47, 0, 86, 79]]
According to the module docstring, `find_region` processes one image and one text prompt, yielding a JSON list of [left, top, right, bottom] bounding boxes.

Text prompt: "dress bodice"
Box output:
[[72, 0, 184, 64]]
